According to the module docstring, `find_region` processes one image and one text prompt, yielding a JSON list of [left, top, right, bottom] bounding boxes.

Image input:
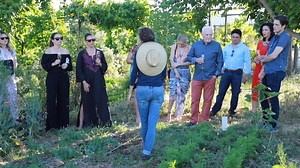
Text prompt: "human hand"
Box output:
[[95, 58, 101, 65], [258, 71, 265, 80], [242, 74, 249, 84], [83, 81, 90, 92], [127, 93, 132, 103], [175, 71, 181, 79], [172, 62, 180, 68], [61, 63, 68, 69], [196, 58, 204, 64], [254, 56, 261, 64], [52, 59, 61, 66]]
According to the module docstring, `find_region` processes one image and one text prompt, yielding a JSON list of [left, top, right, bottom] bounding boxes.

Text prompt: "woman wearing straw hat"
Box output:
[[127, 27, 167, 160]]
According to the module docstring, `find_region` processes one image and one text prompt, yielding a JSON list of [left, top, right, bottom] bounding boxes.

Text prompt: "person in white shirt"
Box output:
[[0, 30, 19, 120]]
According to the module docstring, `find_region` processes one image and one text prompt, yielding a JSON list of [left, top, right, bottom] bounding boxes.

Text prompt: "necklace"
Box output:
[[263, 41, 269, 46]]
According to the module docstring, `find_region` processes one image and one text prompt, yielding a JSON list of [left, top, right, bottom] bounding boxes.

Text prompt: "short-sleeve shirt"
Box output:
[[264, 31, 291, 74]]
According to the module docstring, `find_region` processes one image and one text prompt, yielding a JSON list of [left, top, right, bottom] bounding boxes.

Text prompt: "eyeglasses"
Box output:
[[231, 50, 234, 57], [86, 39, 96, 42], [54, 37, 63, 41], [0, 37, 9, 40]]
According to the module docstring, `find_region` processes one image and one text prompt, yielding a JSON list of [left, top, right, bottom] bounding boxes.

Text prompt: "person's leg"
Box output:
[[57, 74, 70, 128], [265, 71, 286, 128], [6, 76, 19, 120], [199, 77, 216, 122], [261, 75, 270, 122], [142, 86, 164, 156], [252, 101, 259, 112], [136, 86, 151, 146], [211, 72, 231, 115], [190, 80, 203, 124], [78, 103, 84, 128], [45, 74, 59, 131], [229, 71, 243, 114], [167, 77, 176, 122], [94, 75, 111, 127], [82, 84, 96, 127], [175, 70, 190, 120], [133, 89, 140, 125]]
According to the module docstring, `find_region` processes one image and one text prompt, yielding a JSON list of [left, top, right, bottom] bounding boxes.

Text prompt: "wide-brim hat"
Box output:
[[136, 42, 167, 76]]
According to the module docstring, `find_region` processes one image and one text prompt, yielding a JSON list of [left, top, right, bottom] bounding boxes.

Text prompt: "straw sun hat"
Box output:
[[136, 42, 167, 76]]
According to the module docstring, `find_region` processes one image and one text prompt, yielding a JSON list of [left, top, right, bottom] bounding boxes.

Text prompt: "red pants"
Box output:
[[190, 77, 216, 123]]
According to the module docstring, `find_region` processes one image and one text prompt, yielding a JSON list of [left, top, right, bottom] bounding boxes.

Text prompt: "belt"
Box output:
[[224, 68, 243, 72]]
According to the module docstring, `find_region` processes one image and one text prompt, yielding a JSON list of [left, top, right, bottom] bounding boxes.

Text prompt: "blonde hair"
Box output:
[[177, 34, 188, 43]]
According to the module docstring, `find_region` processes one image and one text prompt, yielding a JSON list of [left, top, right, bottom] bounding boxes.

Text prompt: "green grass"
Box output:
[[1, 74, 300, 167]]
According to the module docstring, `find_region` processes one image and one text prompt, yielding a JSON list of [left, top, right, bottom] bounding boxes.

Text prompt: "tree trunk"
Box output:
[[287, 41, 293, 76], [258, 0, 300, 40], [293, 44, 299, 72]]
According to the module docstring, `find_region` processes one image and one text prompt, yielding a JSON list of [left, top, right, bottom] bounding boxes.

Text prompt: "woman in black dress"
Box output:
[[41, 32, 72, 131], [76, 33, 112, 127]]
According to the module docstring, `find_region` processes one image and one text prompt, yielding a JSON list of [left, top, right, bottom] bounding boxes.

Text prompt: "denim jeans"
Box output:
[[136, 85, 164, 156], [211, 70, 243, 115], [261, 71, 286, 128]]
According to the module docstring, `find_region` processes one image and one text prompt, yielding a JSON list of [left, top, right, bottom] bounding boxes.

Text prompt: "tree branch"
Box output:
[[258, 0, 300, 40]]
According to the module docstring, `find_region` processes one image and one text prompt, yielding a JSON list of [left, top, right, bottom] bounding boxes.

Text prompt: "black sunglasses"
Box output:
[[54, 37, 63, 41], [86, 39, 96, 42], [230, 50, 234, 57], [0, 37, 9, 40]]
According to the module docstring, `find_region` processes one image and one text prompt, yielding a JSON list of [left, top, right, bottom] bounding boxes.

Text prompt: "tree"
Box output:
[[63, 0, 149, 53]]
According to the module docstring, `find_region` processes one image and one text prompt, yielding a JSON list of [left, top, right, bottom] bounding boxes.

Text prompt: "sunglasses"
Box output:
[[0, 37, 9, 40], [86, 39, 96, 42], [54, 37, 63, 41], [230, 50, 234, 57]]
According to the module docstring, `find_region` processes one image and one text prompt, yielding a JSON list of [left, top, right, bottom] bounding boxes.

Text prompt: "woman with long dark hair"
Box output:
[[0, 30, 19, 120], [252, 23, 274, 112], [41, 32, 72, 131], [76, 33, 112, 127]]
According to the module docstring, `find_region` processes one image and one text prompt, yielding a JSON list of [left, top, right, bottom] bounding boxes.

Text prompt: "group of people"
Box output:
[[124, 16, 290, 160], [165, 16, 290, 134], [41, 32, 112, 131], [0, 15, 291, 160]]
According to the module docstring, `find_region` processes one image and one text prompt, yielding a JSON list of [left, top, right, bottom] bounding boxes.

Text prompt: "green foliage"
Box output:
[[214, 16, 258, 48], [223, 132, 260, 168], [63, 0, 149, 51], [274, 143, 297, 168]]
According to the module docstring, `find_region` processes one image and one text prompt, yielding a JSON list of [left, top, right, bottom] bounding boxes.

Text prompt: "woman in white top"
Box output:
[[0, 30, 19, 120]]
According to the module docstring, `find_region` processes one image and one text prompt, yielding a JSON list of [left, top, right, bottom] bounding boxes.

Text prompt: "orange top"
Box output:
[[252, 39, 269, 101]]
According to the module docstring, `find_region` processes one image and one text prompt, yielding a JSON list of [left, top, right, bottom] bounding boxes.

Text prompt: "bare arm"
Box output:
[[261, 46, 284, 63]]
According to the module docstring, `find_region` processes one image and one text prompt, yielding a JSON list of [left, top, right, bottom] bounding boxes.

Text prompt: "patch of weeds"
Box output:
[[223, 132, 260, 168]]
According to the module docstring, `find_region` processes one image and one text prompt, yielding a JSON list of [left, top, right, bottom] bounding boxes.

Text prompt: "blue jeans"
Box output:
[[211, 70, 243, 115], [136, 85, 164, 156], [261, 71, 286, 128]]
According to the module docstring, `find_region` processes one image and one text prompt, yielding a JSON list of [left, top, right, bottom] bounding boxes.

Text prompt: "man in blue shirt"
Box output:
[[259, 16, 291, 132], [211, 29, 251, 117], [185, 26, 223, 125]]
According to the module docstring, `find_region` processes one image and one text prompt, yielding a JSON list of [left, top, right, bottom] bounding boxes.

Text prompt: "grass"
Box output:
[[1, 74, 300, 167]]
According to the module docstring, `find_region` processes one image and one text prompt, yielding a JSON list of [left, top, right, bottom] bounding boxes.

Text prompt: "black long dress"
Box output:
[[76, 49, 112, 127], [41, 53, 73, 131]]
